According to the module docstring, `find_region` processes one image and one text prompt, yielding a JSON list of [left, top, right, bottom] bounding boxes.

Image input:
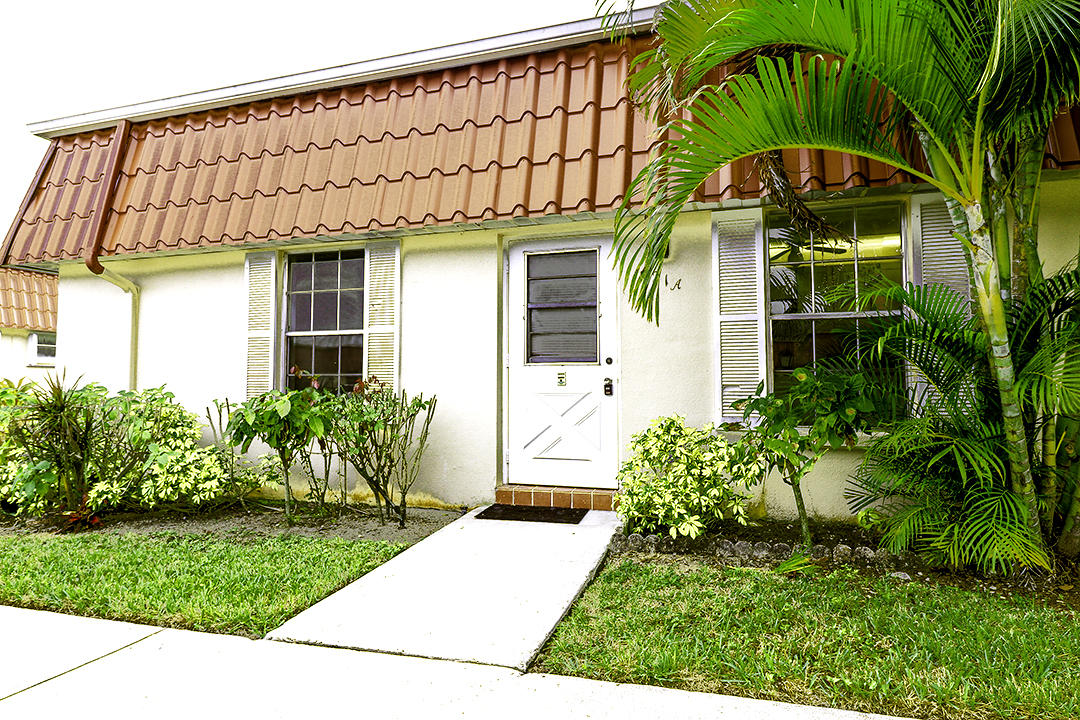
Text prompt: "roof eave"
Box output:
[[27, 7, 657, 139]]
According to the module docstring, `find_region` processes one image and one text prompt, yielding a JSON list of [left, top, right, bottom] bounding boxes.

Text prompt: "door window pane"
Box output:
[[526, 250, 599, 363]]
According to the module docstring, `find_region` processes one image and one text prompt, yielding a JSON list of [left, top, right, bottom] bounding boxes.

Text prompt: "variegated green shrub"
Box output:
[[615, 415, 758, 539]]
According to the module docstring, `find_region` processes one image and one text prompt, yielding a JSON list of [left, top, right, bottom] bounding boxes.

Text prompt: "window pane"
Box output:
[[527, 251, 595, 279], [858, 259, 904, 310], [312, 292, 337, 331], [289, 293, 311, 332], [772, 318, 813, 371], [529, 333, 597, 363], [815, 318, 858, 363], [857, 205, 902, 258], [339, 290, 364, 330], [290, 256, 312, 291], [340, 335, 364, 375], [769, 264, 818, 314], [768, 224, 811, 264], [341, 254, 365, 289], [528, 277, 597, 305], [529, 307, 596, 334], [814, 209, 856, 260], [313, 255, 338, 290], [815, 261, 857, 312], [314, 336, 339, 376], [287, 336, 315, 376]]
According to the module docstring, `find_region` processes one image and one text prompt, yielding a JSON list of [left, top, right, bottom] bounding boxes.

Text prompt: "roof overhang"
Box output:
[[27, 6, 658, 139]]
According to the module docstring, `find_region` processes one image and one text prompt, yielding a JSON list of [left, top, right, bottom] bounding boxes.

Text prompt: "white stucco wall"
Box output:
[[400, 231, 500, 506], [56, 252, 247, 412], [0, 331, 55, 386]]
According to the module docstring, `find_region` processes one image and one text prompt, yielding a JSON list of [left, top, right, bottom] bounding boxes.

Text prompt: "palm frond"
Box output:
[[615, 53, 935, 319]]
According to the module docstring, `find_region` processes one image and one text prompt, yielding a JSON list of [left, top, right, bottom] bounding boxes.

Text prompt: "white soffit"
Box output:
[[28, 7, 657, 139]]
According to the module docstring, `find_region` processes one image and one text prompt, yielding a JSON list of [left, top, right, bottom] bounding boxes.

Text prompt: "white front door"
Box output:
[[507, 237, 619, 489]]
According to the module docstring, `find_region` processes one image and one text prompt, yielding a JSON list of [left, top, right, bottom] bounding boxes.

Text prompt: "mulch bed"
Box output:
[[613, 518, 1080, 613], [0, 502, 465, 546]]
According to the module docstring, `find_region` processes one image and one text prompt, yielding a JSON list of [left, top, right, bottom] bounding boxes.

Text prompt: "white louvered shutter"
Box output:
[[715, 210, 767, 420], [245, 251, 278, 399], [914, 196, 972, 301], [365, 242, 400, 389]]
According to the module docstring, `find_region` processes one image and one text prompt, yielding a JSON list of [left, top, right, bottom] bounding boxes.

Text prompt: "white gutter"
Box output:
[[96, 267, 140, 391], [28, 7, 658, 139]]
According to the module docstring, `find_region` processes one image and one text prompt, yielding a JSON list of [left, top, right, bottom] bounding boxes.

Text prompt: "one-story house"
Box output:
[[3, 10, 1079, 518], [0, 267, 57, 384]]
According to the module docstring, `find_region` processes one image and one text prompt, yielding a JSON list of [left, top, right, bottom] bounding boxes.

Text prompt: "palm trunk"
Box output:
[[963, 202, 1041, 536], [1055, 416, 1080, 556], [1011, 134, 1046, 300]]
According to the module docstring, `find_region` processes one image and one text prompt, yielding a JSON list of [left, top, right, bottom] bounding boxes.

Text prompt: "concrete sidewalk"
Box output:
[[269, 507, 619, 670], [0, 606, 906, 719]]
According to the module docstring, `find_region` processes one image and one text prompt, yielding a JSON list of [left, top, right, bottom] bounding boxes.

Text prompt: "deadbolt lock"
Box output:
[[556, 372, 567, 387]]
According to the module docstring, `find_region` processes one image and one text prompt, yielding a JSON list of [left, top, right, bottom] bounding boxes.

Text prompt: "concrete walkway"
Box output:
[[0, 606, 906, 719], [269, 507, 619, 670]]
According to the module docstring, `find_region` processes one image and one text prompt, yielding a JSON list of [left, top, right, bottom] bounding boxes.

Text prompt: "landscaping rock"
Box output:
[[854, 546, 876, 563], [773, 542, 792, 559], [889, 571, 913, 582], [833, 544, 852, 561], [734, 540, 753, 559], [627, 533, 645, 552], [658, 536, 676, 554], [811, 544, 829, 559], [644, 535, 660, 554], [752, 542, 772, 560], [609, 534, 627, 554], [716, 540, 735, 559]]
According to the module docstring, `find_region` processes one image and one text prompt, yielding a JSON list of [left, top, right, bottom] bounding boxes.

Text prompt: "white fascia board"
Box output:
[[28, 7, 657, 139]]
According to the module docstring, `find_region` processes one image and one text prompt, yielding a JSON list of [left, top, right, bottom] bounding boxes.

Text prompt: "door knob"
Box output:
[[603, 378, 614, 396]]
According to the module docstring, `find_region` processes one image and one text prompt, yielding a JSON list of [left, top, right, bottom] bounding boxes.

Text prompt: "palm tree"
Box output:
[[608, 0, 1080, 556]]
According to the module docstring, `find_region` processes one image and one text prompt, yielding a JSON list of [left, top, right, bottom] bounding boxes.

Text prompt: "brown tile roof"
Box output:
[[0, 268, 57, 332], [4, 37, 1080, 265]]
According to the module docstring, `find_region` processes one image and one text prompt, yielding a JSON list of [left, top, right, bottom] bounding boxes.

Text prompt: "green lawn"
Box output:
[[535, 557, 1079, 720], [0, 532, 403, 637]]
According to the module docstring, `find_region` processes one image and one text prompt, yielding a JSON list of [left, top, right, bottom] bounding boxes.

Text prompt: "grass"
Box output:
[[0, 532, 404, 636], [534, 557, 1080, 720]]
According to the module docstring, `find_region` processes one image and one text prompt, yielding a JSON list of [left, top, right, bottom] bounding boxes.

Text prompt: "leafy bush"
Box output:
[[732, 368, 879, 551], [89, 388, 259, 510], [334, 377, 436, 528], [0, 378, 258, 517], [616, 415, 755, 538], [226, 387, 330, 517]]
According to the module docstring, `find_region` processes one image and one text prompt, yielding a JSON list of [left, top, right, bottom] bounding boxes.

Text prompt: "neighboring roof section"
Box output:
[[0, 268, 57, 332], [5, 36, 1080, 266]]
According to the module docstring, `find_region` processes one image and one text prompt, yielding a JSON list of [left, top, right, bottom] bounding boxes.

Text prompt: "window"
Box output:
[[766, 204, 904, 393], [29, 331, 56, 364], [284, 250, 365, 392], [525, 249, 599, 363]]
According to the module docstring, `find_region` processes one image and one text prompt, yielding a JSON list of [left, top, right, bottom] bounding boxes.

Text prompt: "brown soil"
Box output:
[[0, 502, 464, 545]]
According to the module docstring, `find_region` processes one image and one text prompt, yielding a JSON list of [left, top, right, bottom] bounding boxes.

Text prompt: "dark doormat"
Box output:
[[476, 504, 588, 524]]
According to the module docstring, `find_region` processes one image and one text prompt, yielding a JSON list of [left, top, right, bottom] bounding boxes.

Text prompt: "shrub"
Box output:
[[0, 379, 258, 517], [334, 377, 436, 528], [89, 388, 260, 510], [615, 415, 755, 538], [226, 387, 329, 517]]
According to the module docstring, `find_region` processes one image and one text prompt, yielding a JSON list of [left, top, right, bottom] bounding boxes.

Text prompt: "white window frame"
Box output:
[[279, 246, 368, 391], [763, 199, 910, 391], [27, 331, 56, 367]]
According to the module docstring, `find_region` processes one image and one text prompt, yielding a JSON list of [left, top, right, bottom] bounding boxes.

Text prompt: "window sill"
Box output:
[[27, 362, 56, 369], [717, 427, 885, 450]]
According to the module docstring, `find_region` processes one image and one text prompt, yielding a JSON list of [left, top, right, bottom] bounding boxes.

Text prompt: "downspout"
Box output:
[[82, 119, 140, 390], [95, 267, 140, 391]]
